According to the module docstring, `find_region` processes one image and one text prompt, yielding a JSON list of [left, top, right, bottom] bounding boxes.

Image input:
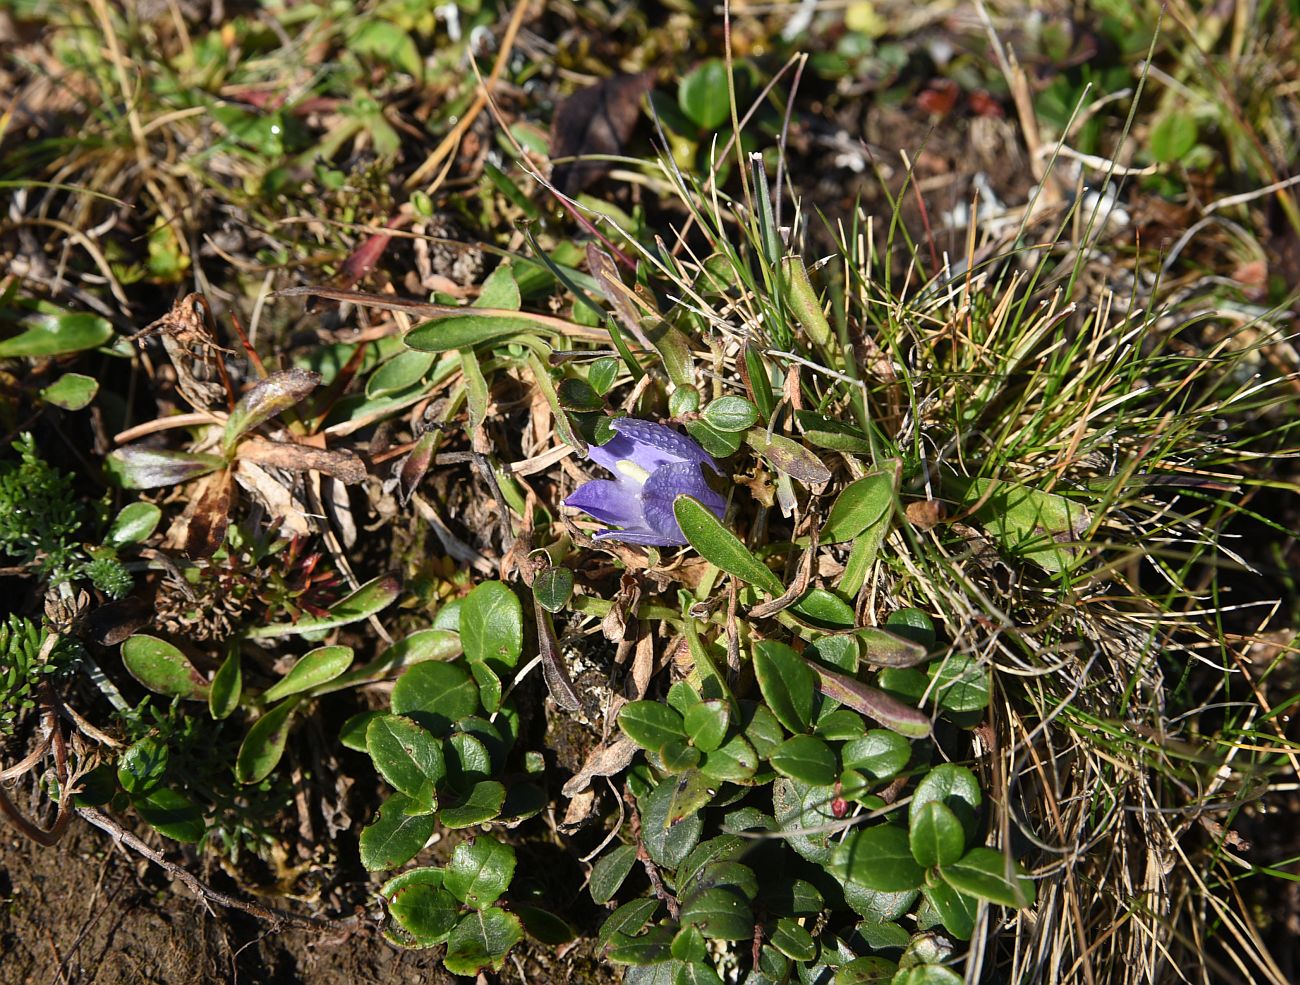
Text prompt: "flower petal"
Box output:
[[563, 479, 645, 527], [587, 418, 719, 478], [592, 527, 678, 547], [640, 461, 727, 545]]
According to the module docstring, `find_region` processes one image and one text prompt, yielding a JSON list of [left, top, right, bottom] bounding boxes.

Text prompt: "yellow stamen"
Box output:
[[616, 460, 651, 483]]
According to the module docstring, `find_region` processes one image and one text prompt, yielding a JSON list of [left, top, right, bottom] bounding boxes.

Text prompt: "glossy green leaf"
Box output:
[[460, 580, 523, 669], [515, 904, 577, 945], [607, 925, 675, 965], [598, 898, 662, 949], [821, 471, 895, 544], [700, 734, 758, 783], [134, 787, 205, 843], [921, 881, 978, 941], [234, 697, 300, 784], [106, 502, 162, 548], [261, 644, 353, 703], [939, 847, 1035, 908], [701, 396, 758, 432], [680, 887, 753, 941], [121, 635, 209, 699], [222, 369, 319, 454], [891, 966, 963, 985], [683, 700, 729, 753], [928, 652, 991, 713], [829, 825, 925, 892], [208, 645, 241, 720], [769, 917, 816, 962], [0, 311, 113, 357], [366, 350, 436, 398], [782, 258, 833, 348], [909, 801, 965, 867], [793, 587, 855, 626], [391, 660, 479, 735], [619, 701, 687, 751], [445, 835, 516, 909], [590, 844, 639, 904], [340, 710, 384, 752], [856, 627, 929, 668], [440, 779, 506, 828], [910, 764, 982, 841], [533, 566, 575, 612], [40, 372, 98, 410], [117, 736, 167, 795], [674, 495, 783, 596], [770, 734, 838, 786], [1149, 111, 1198, 163], [248, 574, 399, 638], [387, 874, 460, 946], [884, 608, 937, 648], [359, 792, 437, 870], [753, 640, 816, 733], [639, 777, 704, 869], [841, 730, 910, 780], [367, 713, 446, 800], [443, 908, 524, 976], [833, 955, 898, 984], [772, 778, 837, 865]]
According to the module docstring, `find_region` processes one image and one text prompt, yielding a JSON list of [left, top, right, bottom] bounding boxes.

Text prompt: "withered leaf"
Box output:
[[235, 438, 367, 484], [185, 468, 233, 559], [223, 369, 321, 453], [536, 598, 581, 712], [396, 430, 438, 506], [550, 71, 655, 197], [561, 735, 638, 799]]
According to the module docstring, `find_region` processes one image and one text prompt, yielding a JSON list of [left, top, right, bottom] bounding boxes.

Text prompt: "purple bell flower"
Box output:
[[564, 417, 727, 546]]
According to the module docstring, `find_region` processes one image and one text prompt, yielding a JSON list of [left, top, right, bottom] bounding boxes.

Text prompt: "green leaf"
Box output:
[[619, 701, 688, 751], [683, 700, 729, 753], [841, 730, 910, 780], [816, 708, 865, 740], [445, 732, 494, 787], [387, 874, 460, 946], [106, 502, 162, 548], [340, 710, 384, 752], [443, 908, 524, 976], [248, 574, 399, 638], [261, 644, 353, 702], [700, 734, 758, 783], [674, 496, 783, 596], [891, 965, 963, 985], [105, 447, 225, 489], [366, 714, 446, 800], [117, 736, 168, 795], [640, 777, 704, 869], [821, 471, 895, 543], [1149, 111, 1198, 164], [405, 313, 542, 352], [909, 801, 965, 867], [855, 627, 929, 667], [460, 581, 523, 669], [672, 924, 708, 963], [810, 663, 931, 738], [391, 660, 480, 735], [588, 356, 619, 394], [515, 904, 577, 945], [747, 432, 832, 485], [359, 792, 437, 870], [679, 59, 731, 130], [928, 652, 990, 713], [828, 825, 925, 892], [608, 925, 675, 965], [558, 376, 603, 411], [133, 787, 205, 843], [701, 396, 759, 432], [40, 373, 98, 410], [349, 20, 422, 78], [440, 779, 506, 828], [741, 702, 784, 758], [208, 645, 241, 720], [680, 887, 753, 940], [939, 847, 1035, 908], [475, 263, 522, 309], [770, 734, 838, 786], [675, 961, 724, 985], [0, 310, 113, 357], [921, 881, 978, 940], [769, 916, 816, 962], [685, 419, 744, 458], [884, 608, 936, 648], [534, 566, 575, 612], [753, 640, 816, 733], [121, 635, 209, 699], [833, 955, 898, 984], [590, 844, 639, 904], [961, 477, 1090, 574], [234, 697, 300, 784], [772, 778, 837, 865], [598, 898, 661, 949], [366, 350, 435, 398], [445, 835, 516, 909], [793, 587, 855, 626], [222, 369, 319, 455], [910, 764, 982, 841]]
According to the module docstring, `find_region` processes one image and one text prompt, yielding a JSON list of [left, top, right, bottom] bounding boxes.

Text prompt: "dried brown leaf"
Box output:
[[235, 438, 367, 484], [550, 72, 655, 196]]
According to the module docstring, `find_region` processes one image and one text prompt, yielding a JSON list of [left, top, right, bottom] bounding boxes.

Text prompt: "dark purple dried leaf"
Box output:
[[550, 72, 655, 196], [106, 447, 227, 489], [223, 369, 321, 453]]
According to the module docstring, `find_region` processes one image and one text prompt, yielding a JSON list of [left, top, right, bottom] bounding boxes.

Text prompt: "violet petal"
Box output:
[[593, 526, 677, 547], [587, 418, 719, 477], [641, 461, 727, 545], [563, 479, 645, 527]]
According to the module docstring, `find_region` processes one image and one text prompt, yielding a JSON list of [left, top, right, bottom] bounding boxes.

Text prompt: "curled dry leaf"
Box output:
[[550, 71, 655, 197], [561, 735, 638, 799], [184, 468, 234, 559], [235, 437, 367, 484]]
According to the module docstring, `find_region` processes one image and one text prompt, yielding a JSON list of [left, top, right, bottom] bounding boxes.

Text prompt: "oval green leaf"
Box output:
[[234, 697, 300, 784], [121, 634, 209, 700], [261, 644, 353, 703]]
